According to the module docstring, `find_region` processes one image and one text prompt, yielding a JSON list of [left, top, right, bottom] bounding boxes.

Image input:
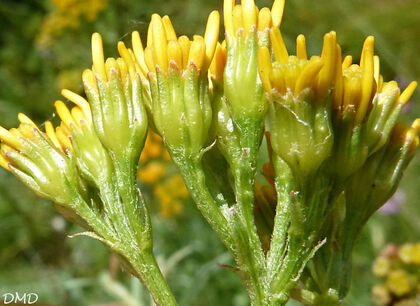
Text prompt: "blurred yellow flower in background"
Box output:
[[399, 243, 420, 266], [154, 175, 189, 218], [140, 131, 171, 163], [139, 162, 166, 184], [37, 0, 108, 48], [372, 243, 420, 305]]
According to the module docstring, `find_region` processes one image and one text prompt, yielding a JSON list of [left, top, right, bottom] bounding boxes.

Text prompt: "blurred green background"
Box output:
[[0, 0, 419, 305]]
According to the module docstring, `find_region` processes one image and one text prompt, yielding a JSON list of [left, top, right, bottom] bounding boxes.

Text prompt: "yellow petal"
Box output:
[[271, 0, 285, 28], [412, 118, 420, 134], [167, 39, 183, 69], [271, 67, 286, 95], [0, 126, 21, 150], [257, 46, 273, 93], [162, 15, 177, 41], [131, 31, 149, 76], [56, 126, 72, 150], [127, 48, 144, 77], [144, 46, 156, 73], [204, 10, 220, 70], [105, 57, 118, 80], [356, 36, 375, 124], [223, 0, 235, 37], [342, 55, 352, 69], [71, 107, 86, 126], [146, 18, 154, 48], [376, 74, 384, 93], [82, 69, 98, 91], [188, 36, 206, 70], [91, 33, 107, 81], [333, 44, 344, 109], [178, 36, 191, 71], [258, 7, 272, 32], [45, 121, 62, 151], [295, 58, 324, 95], [241, 0, 257, 32], [399, 81, 417, 106], [117, 41, 136, 81], [210, 42, 227, 82], [296, 34, 307, 60], [373, 55, 380, 85], [317, 31, 337, 100], [116, 57, 129, 82], [17, 113, 39, 132], [270, 28, 288, 63], [61, 89, 92, 123], [233, 5, 243, 34], [151, 14, 168, 72], [342, 75, 361, 109], [55, 100, 76, 129]]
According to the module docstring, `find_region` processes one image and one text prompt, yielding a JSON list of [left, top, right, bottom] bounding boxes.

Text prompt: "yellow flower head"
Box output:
[[335, 37, 417, 125], [259, 32, 418, 124], [52, 88, 93, 152], [258, 31, 339, 103], [87, 32, 139, 84], [121, 11, 220, 77], [0, 111, 73, 171], [0, 112, 59, 171], [223, 0, 285, 37], [209, 41, 227, 87]]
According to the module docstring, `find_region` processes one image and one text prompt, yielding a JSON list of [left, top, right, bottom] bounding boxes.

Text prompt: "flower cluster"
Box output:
[[0, 0, 418, 305], [255, 19, 419, 302]]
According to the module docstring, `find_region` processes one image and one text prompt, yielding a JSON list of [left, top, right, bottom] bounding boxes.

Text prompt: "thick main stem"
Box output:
[[176, 153, 269, 305]]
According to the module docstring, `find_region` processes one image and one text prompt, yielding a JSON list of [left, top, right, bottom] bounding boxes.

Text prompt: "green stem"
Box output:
[[127, 251, 178, 306], [175, 156, 235, 253], [72, 195, 118, 242], [232, 158, 267, 306], [175, 154, 268, 305], [267, 155, 292, 281], [227, 116, 268, 305], [100, 180, 135, 242], [114, 158, 152, 249], [100, 158, 176, 305], [270, 172, 331, 304]]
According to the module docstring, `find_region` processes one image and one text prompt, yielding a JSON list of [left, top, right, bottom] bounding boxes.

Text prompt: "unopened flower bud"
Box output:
[[0, 118, 84, 205], [140, 13, 217, 159], [259, 33, 337, 177], [83, 33, 149, 166]]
